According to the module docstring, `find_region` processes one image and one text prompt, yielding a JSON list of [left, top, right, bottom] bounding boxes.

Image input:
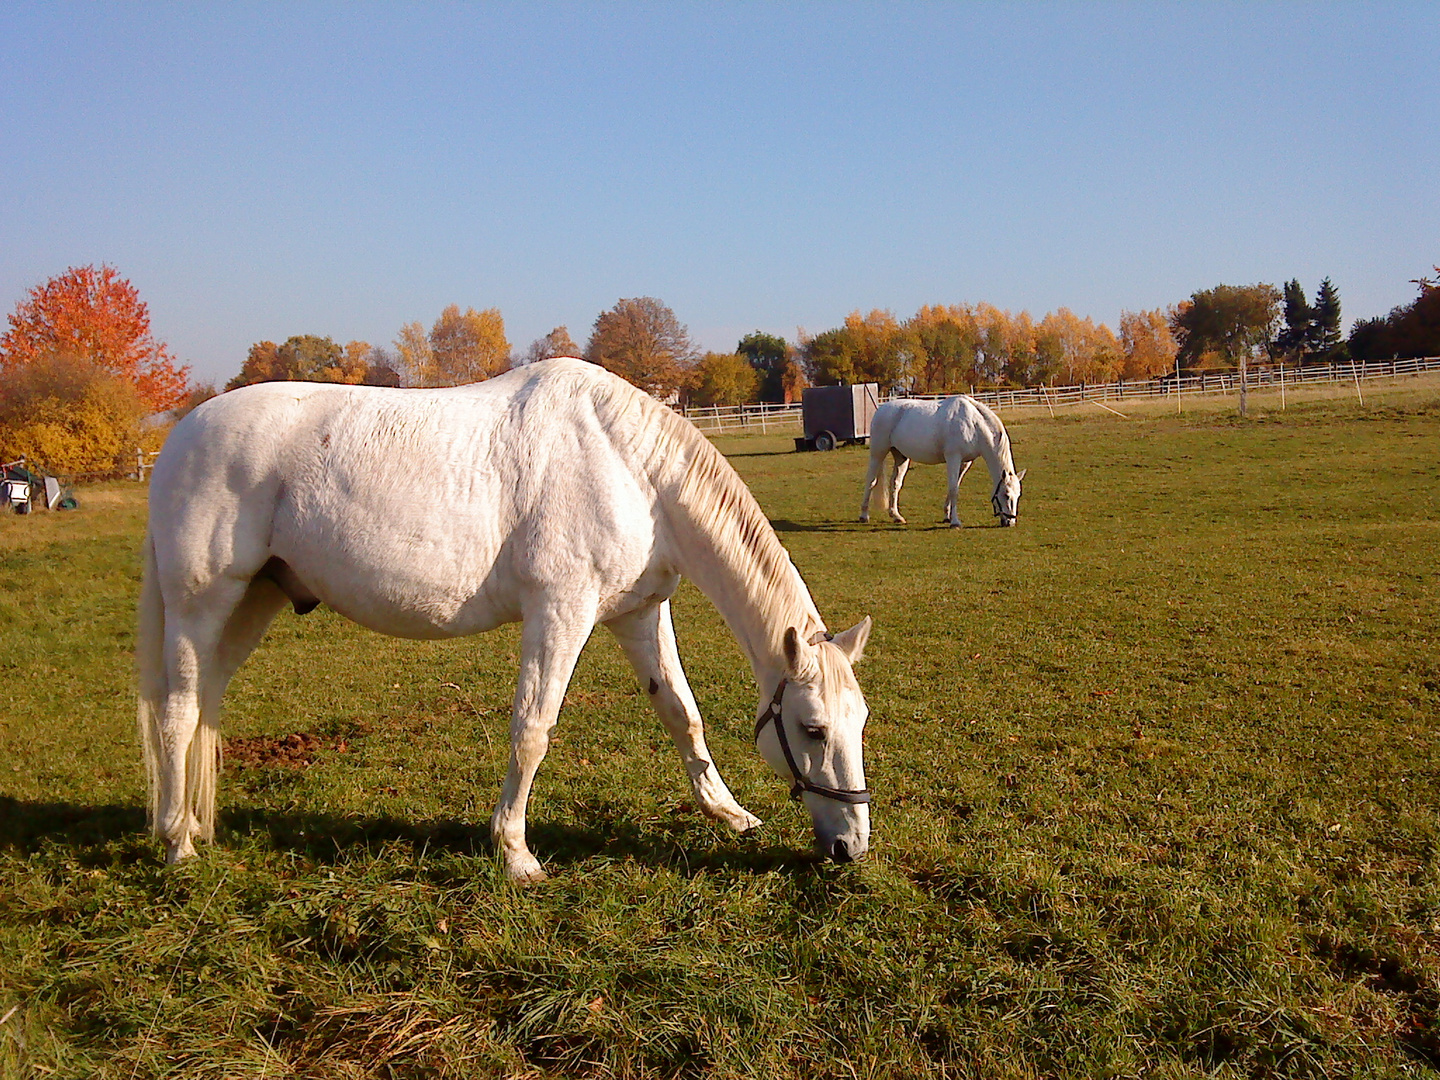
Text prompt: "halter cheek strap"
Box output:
[[754, 679, 872, 805]]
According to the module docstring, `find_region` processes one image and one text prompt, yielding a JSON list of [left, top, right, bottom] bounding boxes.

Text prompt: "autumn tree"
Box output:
[[1118, 309, 1178, 379], [392, 306, 510, 386], [429, 305, 509, 385], [226, 336, 373, 390], [1031, 309, 1120, 385], [585, 297, 698, 397], [802, 311, 910, 391], [904, 306, 981, 394], [394, 321, 434, 386], [973, 305, 1039, 386], [0, 264, 189, 411], [520, 326, 582, 365], [690, 352, 759, 407], [360, 346, 402, 386], [0, 353, 152, 474]]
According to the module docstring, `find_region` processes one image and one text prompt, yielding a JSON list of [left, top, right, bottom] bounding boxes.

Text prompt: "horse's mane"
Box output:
[[579, 365, 822, 639]]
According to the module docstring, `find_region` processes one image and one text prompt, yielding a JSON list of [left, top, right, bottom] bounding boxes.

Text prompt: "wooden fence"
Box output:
[[680, 356, 1440, 433]]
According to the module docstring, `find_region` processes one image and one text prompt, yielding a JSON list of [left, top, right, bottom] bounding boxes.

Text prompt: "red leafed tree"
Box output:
[[0, 265, 190, 411]]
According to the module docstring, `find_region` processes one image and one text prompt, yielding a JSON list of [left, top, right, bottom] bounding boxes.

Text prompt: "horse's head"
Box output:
[[991, 468, 1026, 527], [756, 618, 872, 863]]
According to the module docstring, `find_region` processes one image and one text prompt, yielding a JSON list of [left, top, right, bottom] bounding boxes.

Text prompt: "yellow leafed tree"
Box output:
[[430, 305, 510, 385], [395, 307, 510, 387], [1119, 308, 1179, 379], [690, 352, 759, 407], [0, 353, 156, 475]]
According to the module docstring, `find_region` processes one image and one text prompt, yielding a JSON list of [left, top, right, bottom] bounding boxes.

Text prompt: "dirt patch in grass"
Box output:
[[225, 731, 349, 768]]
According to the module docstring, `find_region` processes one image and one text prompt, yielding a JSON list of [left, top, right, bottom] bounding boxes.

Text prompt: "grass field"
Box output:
[[2, 384, 1438, 1078]]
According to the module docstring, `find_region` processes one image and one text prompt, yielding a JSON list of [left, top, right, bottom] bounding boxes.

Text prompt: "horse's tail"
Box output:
[[136, 531, 167, 835]]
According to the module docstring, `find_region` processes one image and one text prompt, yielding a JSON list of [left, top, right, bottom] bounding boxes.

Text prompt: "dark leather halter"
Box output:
[[991, 477, 1017, 524], [754, 679, 872, 805]]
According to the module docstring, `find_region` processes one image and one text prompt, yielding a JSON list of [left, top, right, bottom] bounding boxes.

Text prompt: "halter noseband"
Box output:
[[754, 679, 872, 805]]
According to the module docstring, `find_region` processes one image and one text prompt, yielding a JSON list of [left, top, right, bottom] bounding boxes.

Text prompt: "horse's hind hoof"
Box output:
[[164, 840, 197, 866]]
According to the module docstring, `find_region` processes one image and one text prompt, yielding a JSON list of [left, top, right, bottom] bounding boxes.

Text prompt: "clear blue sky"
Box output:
[[2, 2, 1436, 386]]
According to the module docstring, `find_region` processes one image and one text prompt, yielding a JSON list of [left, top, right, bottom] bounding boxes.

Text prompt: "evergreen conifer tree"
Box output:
[[1275, 279, 1316, 362], [1314, 278, 1343, 358]]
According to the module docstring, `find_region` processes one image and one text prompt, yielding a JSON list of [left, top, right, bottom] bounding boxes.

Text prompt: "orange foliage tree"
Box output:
[[1118, 308, 1179, 379], [0, 265, 189, 411]]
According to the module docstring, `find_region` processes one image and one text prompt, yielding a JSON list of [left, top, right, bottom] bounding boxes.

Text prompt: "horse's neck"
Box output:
[[681, 549, 822, 687], [971, 412, 1015, 483], [662, 450, 825, 687]]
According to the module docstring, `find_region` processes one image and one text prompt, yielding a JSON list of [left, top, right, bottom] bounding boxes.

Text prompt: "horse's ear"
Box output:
[[1016, 468, 1027, 482], [829, 616, 872, 664], [783, 626, 819, 679]]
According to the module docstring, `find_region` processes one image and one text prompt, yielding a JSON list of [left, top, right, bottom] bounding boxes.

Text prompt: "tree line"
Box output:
[[4, 263, 1439, 475]]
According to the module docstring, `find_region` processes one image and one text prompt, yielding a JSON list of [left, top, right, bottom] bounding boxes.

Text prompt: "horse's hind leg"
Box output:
[[152, 577, 253, 863], [944, 457, 974, 527], [492, 596, 598, 884], [887, 450, 911, 523], [606, 601, 761, 834]]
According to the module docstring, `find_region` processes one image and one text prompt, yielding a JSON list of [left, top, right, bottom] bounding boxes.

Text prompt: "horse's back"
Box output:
[[148, 360, 682, 637]]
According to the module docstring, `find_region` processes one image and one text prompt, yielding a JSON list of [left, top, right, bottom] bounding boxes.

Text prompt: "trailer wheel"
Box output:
[[813, 430, 837, 452]]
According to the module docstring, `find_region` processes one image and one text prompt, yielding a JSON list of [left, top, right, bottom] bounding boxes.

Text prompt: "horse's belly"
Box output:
[[297, 557, 518, 639], [271, 517, 519, 639], [892, 433, 948, 465]]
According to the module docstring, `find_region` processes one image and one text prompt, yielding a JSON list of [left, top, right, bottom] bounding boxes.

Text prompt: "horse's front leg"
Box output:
[[606, 600, 761, 834], [859, 447, 887, 523], [491, 597, 597, 884], [887, 451, 911, 524], [945, 457, 974, 527]]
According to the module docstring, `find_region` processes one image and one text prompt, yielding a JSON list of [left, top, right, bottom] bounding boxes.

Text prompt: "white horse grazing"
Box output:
[[859, 396, 1026, 528], [139, 358, 873, 883]]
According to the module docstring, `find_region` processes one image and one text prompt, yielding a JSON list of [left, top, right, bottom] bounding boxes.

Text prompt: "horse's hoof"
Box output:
[[506, 859, 548, 885], [729, 808, 763, 834], [858, 514, 869, 523], [164, 840, 196, 866]]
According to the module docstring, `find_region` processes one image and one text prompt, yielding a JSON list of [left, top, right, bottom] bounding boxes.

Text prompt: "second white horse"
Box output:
[[859, 396, 1025, 528]]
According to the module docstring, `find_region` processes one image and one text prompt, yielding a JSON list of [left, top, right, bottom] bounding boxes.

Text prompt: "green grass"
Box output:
[[2, 387, 1439, 1078]]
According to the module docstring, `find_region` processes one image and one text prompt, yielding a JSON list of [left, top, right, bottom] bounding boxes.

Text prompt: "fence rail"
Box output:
[[679, 356, 1440, 433]]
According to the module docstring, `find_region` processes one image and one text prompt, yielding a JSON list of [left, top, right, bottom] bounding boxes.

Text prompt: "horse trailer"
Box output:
[[795, 383, 880, 451]]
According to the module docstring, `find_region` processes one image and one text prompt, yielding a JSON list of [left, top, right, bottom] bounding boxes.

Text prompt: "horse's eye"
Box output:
[[801, 725, 826, 740]]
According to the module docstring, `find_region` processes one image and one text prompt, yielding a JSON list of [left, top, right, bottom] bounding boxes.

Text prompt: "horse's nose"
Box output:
[[831, 837, 854, 863]]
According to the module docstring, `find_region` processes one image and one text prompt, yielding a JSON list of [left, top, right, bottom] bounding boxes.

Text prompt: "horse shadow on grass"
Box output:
[[771, 518, 995, 533], [0, 795, 822, 880]]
